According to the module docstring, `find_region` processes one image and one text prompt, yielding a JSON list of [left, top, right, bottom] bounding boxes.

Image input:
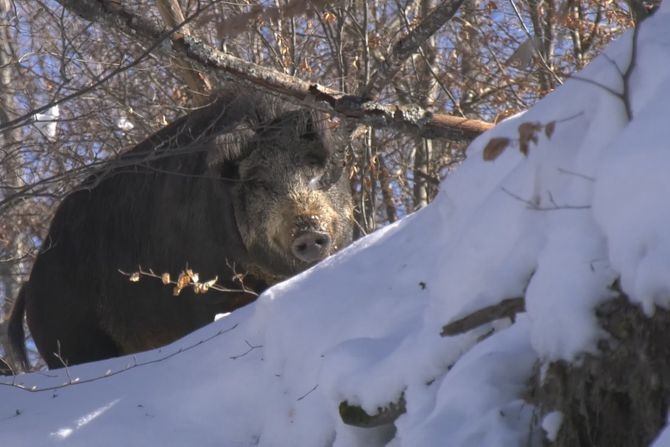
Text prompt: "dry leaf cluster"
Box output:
[[122, 267, 219, 296], [482, 120, 556, 161]]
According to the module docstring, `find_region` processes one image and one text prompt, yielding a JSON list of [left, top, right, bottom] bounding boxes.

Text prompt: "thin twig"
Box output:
[[297, 383, 319, 401], [1, 323, 240, 393], [501, 187, 591, 211], [571, 22, 640, 122], [621, 22, 640, 121], [229, 340, 263, 360], [119, 266, 258, 296], [556, 167, 595, 182]]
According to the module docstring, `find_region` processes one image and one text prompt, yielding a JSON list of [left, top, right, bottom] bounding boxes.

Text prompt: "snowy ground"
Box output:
[[3, 5, 670, 446]]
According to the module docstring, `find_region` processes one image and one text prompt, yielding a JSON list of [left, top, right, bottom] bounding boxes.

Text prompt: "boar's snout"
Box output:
[[291, 231, 332, 263]]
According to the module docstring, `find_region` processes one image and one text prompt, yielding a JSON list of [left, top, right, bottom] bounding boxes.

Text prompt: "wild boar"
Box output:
[[8, 92, 353, 369]]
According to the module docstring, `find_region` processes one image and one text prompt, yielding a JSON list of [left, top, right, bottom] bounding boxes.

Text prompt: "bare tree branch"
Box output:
[[360, 0, 466, 98], [53, 0, 492, 141], [0, 323, 239, 389], [308, 85, 493, 140]]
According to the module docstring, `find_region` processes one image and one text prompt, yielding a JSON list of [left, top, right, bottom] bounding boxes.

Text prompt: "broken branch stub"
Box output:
[[441, 297, 525, 337]]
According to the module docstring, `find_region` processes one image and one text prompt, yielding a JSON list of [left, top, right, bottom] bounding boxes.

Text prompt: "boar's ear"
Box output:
[[206, 121, 256, 167]]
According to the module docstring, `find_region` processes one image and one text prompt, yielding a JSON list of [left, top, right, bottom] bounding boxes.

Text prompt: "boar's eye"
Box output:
[[301, 130, 317, 141], [245, 174, 273, 192], [303, 152, 325, 168], [219, 160, 239, 181]]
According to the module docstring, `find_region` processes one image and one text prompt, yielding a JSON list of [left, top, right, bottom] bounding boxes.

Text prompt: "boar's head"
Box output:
[[208, 98, 353, 283]]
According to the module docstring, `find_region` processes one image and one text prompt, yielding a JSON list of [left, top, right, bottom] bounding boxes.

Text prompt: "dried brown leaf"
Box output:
[[323, 11, 337, 23], [545, 121, 556, 139], [519, 139, 529, 157], [482, 137, 511, 161], [518, 122, 542, 156], [518, 121, 541, 142]]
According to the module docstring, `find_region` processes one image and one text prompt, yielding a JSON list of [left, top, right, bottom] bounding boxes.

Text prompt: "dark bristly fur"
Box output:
[[7, 92, 353, 370]]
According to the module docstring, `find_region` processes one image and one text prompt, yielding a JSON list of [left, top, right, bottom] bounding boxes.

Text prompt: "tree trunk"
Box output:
[[0, 16, 26, 368], [413, 0, 438, 210], [530, 290, 670, 445]]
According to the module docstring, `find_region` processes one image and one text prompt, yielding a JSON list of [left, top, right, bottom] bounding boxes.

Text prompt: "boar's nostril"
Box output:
[[291, 231, 332, 263]]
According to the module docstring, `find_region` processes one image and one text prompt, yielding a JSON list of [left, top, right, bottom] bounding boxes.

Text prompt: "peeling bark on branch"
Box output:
[[54, 0, 493, 141]]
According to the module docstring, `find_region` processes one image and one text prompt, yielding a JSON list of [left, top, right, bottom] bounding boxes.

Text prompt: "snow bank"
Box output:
[[3, 6, 670, 446]]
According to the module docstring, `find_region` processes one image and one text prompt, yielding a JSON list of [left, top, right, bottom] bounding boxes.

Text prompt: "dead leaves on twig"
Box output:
[[174, 269, 202, 295], [482, 120, 557, 161], [119, 266, 256, 297], [517, 122, 542, 156]]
